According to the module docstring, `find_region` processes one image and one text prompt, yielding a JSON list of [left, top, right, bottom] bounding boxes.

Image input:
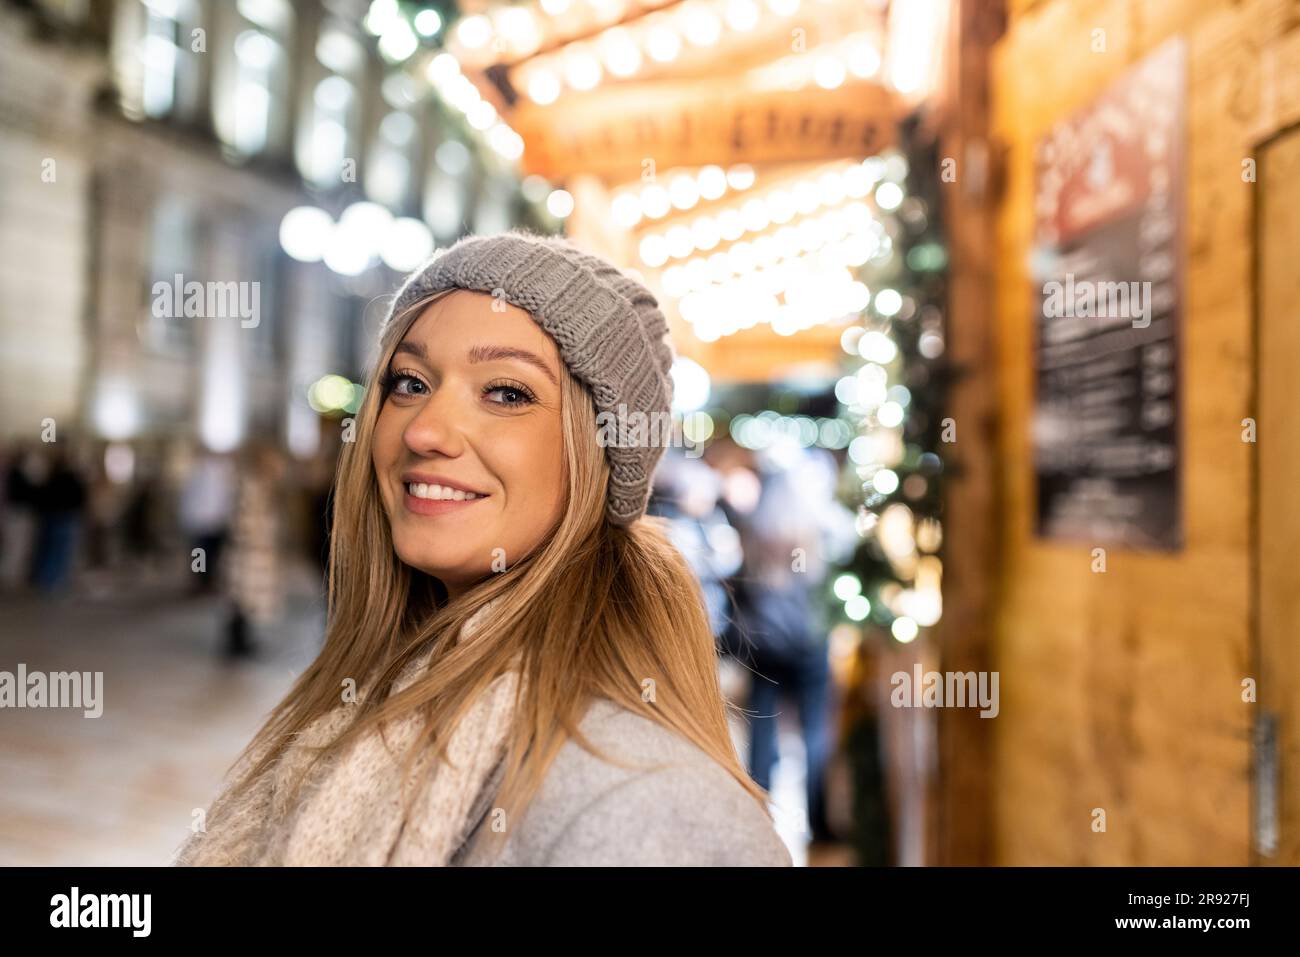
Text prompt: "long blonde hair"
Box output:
[[207, 289, 772, 858]]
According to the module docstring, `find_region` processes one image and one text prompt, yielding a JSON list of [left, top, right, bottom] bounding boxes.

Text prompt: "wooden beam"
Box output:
[[931, 0, 1005, 868]]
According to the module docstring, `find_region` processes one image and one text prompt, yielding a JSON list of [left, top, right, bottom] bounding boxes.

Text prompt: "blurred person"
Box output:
[[123, 467, 164, 569], [0, 444, 44, 590], [725, 443, 849, 845], [174, 230, 790, 867], [222, 442, 288, 660], [84, 442, 131, 576], [839, 629, 895, 865], [178, 448, 237, 594], [647, 450, 743, 641], [29, 445, 88, 593], [303, 430, 340, 587], [711, 439, 765, 522], [285, 439, 340, 649]]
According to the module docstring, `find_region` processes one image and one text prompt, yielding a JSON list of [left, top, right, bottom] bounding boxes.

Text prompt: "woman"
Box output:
[[174, 230, 791, 867]]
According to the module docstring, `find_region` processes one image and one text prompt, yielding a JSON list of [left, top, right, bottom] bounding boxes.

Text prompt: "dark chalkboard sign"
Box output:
[[1030, 38, 1186, 550]]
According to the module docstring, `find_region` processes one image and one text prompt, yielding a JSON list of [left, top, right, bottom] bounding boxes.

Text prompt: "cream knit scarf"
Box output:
[[175, 599, 518, 866]]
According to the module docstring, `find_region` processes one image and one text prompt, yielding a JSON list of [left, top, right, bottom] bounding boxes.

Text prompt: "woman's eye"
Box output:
[[388, 373, 427, 397], [484, 383, 535, 407]]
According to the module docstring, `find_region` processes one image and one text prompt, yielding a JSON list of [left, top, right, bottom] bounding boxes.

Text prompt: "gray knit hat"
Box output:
[[381, 228, 676, 525]]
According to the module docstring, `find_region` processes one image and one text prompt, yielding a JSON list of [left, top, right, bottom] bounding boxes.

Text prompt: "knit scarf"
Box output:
[[175, 599, 518, 866]]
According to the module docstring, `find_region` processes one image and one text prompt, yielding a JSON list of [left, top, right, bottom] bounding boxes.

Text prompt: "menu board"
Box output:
[[1030, 38, 1186, 550]]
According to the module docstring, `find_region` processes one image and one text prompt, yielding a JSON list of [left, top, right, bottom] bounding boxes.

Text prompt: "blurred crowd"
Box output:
[[0, 435, 338, 658], [649, 438, 858, 846]]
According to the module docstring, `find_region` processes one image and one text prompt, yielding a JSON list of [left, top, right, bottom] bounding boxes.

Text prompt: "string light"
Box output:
[[499, 0, 882, 103], [424, 51, 525, 162]]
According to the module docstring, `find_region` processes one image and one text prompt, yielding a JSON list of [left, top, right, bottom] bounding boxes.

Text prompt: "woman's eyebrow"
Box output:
[[394, 340, 426, 360], [467, 344, 558, 386]]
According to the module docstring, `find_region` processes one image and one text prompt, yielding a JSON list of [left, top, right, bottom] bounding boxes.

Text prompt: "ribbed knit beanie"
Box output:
[[380, 228, 676, 525]]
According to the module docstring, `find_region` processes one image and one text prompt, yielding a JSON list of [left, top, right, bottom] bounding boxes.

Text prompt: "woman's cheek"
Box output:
[[536, 434, 567, 522], [495, 431, 561, 520], [372, 410, 408, 513]]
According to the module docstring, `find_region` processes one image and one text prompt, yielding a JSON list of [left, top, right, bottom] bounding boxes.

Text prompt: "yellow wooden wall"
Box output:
[[987, 0, 1300, 865]]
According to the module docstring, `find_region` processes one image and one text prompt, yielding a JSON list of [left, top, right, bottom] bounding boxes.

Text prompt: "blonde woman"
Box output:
[[174, 230, 792, 867]]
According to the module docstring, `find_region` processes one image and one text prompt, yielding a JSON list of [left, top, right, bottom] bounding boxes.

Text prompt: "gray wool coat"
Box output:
[[452, 698, 793, 866]]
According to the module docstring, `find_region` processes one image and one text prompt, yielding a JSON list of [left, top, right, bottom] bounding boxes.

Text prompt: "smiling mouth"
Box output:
[[405, 482, 486, 502]]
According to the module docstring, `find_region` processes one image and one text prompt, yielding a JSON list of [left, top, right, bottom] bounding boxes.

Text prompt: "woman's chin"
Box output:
[[400, 556, 485, 582]]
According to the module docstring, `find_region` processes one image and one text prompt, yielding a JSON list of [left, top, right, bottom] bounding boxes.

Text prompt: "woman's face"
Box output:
[[372, 290, 566, 595]]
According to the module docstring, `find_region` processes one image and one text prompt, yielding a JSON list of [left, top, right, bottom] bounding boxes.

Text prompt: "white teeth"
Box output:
[[407, 482, 481, 501]]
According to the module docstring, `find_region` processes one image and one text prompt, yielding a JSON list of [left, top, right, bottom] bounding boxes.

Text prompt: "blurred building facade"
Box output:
[[1, 1, 101, 439], [0, 0, 542, 458]]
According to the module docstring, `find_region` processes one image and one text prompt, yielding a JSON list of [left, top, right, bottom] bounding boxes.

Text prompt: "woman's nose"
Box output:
[[401, 383, 468, 459]]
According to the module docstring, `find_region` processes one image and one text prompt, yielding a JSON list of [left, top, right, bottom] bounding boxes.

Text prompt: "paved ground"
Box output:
[[0, 576, 319, 866]]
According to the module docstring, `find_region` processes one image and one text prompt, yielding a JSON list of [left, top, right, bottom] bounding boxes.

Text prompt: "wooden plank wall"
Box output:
[[986, 0, 1300, 865]]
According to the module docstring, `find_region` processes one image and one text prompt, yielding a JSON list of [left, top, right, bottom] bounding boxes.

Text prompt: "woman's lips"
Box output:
[[402, 481, 488, 516]]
